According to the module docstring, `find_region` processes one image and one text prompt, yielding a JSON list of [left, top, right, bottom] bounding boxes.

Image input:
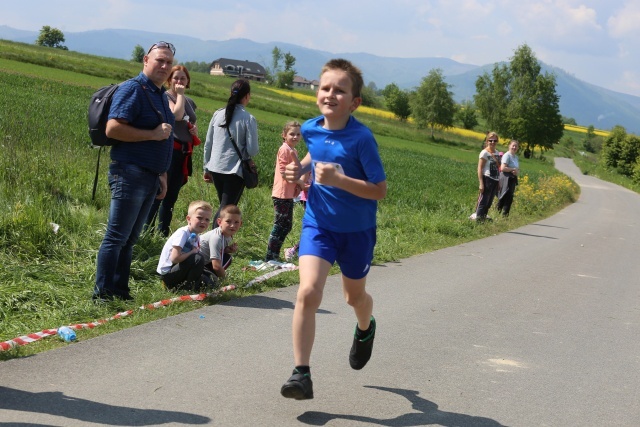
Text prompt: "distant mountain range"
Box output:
[[2, 25, 639, 134]]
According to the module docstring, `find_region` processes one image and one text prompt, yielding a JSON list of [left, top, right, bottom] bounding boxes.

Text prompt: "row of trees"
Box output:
[[380, 44, 564, 157], [39, 27, 564, 156]]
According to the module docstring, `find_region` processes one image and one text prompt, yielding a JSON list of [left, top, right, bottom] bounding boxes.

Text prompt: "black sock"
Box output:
[[295, 365, 310, 376], [355, 322, 373, 339]]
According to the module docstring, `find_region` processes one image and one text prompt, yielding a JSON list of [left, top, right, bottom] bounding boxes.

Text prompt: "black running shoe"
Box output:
[[349, 316, 376, 370], [281, 369, 314, 400]]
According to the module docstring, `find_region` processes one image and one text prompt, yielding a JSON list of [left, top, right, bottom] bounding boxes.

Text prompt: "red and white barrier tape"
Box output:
[[0, 285, 236, 352], [244, 265, 298, 287]]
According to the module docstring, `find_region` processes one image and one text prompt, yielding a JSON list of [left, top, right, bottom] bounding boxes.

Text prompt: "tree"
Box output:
[[381, 83, 411, 121], [275, 52, 296, 89], [360, 82, 383, 108], [266, 47, 297, 89], [265, 47, 283, 85], [474, 44, 564, 158], [474, 63, 510, 133], [35, 25, 68, 50], [601, 125, 640, 176], [410, 68, 456, 138], [131, 44, 145, 63], [583, 125, 602, 153], [456, 100, 479, 130], [182, 61, 212, 73]]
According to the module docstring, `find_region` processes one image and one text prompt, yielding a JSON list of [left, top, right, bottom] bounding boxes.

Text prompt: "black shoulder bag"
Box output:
[[226, 127, 258, 189]]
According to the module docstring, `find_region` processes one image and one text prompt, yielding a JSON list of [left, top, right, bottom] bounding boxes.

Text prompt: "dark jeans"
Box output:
[[146, 149, 185, 236], [266, 198, 294, 261], [95, 162, 160, 298], [476, 176, 499, 219], [204, 253, 233, 277], [209, 171, 245, 226], [162, 252, 206, 291]]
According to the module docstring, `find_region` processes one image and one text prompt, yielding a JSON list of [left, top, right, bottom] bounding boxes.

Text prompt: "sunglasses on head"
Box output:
[[147, 41, 175, 55]]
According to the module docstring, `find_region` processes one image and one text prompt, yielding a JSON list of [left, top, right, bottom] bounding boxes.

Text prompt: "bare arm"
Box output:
[[106, 118, 172, 142], [169, 245, 198, 265], [210, 258, 226, 278], [169, 87, 186, 119], [284, 152, 312, 182], [314, 162, 387, 200], [478, 157, 486, 190]]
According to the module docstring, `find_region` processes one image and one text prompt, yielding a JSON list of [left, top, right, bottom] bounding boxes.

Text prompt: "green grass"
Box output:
[[0, 39, 581, 359]]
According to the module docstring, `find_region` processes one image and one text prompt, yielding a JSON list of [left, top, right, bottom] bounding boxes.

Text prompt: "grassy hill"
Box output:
[[0, 40, 580, 359]]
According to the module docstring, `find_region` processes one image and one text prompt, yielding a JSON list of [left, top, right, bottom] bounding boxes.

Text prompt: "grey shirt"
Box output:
[[203, 105, 259, 177], [199, 228, 232, 262]]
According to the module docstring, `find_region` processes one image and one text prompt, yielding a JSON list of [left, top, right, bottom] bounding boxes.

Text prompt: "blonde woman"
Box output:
[[475, 132, 501, 220], [146, 65, 200, 236]]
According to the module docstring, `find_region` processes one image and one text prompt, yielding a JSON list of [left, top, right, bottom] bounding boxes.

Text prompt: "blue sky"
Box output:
[[3, 0, 639, 96]]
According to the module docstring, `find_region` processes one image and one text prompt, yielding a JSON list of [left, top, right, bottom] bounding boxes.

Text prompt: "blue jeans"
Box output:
[[94, 162, 160, 298]]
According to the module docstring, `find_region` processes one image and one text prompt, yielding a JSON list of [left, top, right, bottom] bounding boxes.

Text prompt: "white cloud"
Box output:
[[607, 1, 640, 38]]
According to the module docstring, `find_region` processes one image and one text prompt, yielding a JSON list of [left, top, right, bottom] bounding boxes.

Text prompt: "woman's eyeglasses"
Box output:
[[147, 41, 176, 55], [488, 139, 498, 143]]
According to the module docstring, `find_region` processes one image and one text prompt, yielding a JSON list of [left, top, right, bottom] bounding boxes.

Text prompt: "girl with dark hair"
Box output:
[[203, 79, 259, 224]]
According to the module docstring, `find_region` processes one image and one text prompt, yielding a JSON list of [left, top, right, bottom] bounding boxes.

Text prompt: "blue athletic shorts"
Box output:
[[298, 222, 376, 279]]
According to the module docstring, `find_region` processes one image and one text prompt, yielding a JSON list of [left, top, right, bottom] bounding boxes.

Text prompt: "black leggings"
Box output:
[[476, 176, 499, 218], [146, 149, 186, 236], [209, 171, 245, 225]]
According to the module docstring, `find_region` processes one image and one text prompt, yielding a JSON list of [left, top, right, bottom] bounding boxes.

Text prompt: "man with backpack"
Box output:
[[93, 41, 176, 301]]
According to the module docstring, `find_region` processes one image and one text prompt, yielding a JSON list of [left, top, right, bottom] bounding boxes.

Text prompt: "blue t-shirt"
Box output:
[[301, 115, 386, 232], [108, 72, 174, 174]]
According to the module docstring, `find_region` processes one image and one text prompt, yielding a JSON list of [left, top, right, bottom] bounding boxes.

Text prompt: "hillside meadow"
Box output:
[[0, 40, 579, 359]]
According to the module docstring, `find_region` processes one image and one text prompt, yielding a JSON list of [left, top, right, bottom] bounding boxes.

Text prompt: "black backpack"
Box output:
[[88, 83, 121, 148], [88, 79, 165, 200]]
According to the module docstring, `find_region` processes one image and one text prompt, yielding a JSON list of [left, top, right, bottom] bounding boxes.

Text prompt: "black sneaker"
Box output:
[[349, 316, 376, 370], [281, 369, 314, 400]]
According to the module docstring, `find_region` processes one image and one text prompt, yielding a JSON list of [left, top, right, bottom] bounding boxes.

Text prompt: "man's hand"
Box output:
[[153, 123, 173, 141], [156, 173, 168, 200]]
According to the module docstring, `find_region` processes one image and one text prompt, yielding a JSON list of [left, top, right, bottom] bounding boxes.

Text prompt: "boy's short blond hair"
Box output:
[[320, 59, 364, 98], [188, 200, 213, 216], [219, 204, 241, 218]]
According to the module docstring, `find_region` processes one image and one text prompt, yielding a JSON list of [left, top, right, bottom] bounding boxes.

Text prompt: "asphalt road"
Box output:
[[1, 157, 639, 427]]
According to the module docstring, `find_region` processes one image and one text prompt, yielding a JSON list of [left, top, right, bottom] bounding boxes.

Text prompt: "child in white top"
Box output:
[[157, 200, 213, 291]]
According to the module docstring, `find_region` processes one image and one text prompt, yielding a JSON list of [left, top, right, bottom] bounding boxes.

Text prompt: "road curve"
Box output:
[[1, 157, 638, 426]]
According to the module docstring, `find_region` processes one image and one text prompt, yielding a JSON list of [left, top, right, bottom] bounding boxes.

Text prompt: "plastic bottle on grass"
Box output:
[[57, 326, 76, 342]]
